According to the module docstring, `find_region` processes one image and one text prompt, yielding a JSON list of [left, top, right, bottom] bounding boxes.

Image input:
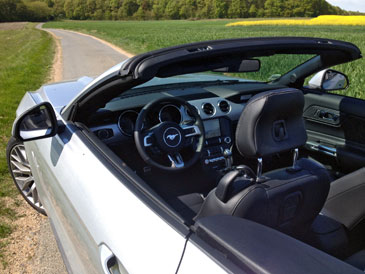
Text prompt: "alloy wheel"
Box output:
[[9, 144, 45, 213]]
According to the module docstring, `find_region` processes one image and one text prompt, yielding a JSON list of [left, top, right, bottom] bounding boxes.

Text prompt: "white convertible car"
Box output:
[[7, 37, 365, 273]]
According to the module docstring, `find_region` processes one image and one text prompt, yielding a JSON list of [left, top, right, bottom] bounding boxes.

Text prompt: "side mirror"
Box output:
[[13, 102, 58, 142], [308, 69, 349, 91]]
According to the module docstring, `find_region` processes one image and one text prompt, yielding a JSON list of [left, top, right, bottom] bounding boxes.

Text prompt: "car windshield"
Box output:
[[127, 53, 317, 92]]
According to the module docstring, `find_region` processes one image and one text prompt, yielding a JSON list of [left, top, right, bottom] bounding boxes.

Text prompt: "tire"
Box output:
[[6, 137, 47, 215]]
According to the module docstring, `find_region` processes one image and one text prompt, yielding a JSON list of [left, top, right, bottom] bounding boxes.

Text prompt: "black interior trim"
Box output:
[[195, 215, 362, 274]]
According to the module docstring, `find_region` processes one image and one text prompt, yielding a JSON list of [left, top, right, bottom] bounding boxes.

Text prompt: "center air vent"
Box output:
[[218, 100, 231, 113], [202, 103, 215, 116]]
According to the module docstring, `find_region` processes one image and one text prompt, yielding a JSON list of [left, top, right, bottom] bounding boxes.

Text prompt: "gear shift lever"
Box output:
[[223, 149, 233, 170]]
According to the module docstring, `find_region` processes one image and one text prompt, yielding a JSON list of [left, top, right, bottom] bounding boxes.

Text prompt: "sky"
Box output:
[[326, 0, 365, 12]]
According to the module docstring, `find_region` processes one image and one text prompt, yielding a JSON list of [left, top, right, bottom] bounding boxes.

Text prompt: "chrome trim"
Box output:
[[182, 125, 201, 137], [158, 104, 182, 124], [163, 127, 182, 148], [201, 102, 216, 116], [307, 141, 337, 157], [218, 100, 231, 114], [168, 154, 184, 168], [292, 148, 299, 168], [256, 158, 263, 182], [117, 110, 138, 137], [204, 156, 225, 164], [143, 133, 153, 147], [224, 136, 232, 144]]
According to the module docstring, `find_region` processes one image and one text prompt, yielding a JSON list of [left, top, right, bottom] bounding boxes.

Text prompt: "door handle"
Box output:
[[318, 110, 338, 122], [99, 244, 127, 274]]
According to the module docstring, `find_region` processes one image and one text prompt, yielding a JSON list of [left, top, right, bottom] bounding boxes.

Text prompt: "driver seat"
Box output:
[[195, 88, 331, 238]]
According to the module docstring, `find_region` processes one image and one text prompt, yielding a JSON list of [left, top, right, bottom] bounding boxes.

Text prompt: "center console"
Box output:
[[201, 117, 233, 170]]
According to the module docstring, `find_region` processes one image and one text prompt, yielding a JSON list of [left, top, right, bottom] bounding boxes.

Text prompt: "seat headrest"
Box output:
[[235, 88, 307, 158]]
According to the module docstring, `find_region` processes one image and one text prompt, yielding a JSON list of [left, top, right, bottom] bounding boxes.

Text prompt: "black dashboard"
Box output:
[[88, 82, 288, 172], [89, 96, 241, 171]]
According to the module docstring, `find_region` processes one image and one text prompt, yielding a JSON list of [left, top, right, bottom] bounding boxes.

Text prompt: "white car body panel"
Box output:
[[179, 242, 227, 274], [25, 119, 193, 273]]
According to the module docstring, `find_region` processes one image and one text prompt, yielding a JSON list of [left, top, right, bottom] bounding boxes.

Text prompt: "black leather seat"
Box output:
[[346, 249, 365, 271], [322, 167, 365, 231], [321, 168, 365, 270], [196, 88, 331, 238]]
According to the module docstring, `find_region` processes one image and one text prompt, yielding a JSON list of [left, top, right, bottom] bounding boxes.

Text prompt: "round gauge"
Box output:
[[159, 104, 182, 124], [118, 110, 138, 136]]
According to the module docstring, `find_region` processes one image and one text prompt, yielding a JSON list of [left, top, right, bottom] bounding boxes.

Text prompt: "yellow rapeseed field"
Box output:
[[227, 15, 365, 27]]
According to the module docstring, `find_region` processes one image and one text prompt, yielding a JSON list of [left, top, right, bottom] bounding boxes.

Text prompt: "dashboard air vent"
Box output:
[[202, 103, 215, 116], [218, 100, 230, 113]]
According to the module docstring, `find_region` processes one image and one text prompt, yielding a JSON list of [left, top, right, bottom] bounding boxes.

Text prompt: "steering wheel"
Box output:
[[134, 97, 205, 172]]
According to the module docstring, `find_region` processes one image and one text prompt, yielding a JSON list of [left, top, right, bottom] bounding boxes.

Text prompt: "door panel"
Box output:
[[26, 122, 187, 273], [303, 90, 365, 173]]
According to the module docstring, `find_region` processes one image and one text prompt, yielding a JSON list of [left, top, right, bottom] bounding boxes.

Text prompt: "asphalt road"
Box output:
[[33, 26, 129, 273], [46, 28, 129, 80]]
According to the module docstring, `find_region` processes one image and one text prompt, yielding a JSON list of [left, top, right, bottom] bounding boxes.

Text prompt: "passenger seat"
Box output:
[[321, 167, 365, 271], [322, 167, 365, 231]]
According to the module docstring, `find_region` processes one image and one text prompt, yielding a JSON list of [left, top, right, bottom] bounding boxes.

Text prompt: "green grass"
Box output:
[[44, 20, 365, 99], [0, 23, 54, 268]]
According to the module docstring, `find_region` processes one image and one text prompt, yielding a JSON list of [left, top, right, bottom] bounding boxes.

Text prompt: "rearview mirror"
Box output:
[[13, 102, 58, 142], [308, 69, 349, 91], [213, 59, 260, 73]]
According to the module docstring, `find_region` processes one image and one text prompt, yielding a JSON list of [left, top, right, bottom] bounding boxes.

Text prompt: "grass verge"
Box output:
[[44, 20, 365, 99], [0, 22, 54, 269]]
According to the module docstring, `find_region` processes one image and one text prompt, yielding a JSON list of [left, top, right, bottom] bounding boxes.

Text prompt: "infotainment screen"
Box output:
[[204, 119, 221, 139]]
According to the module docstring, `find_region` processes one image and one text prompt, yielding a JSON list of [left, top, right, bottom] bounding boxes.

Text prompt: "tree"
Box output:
[[249, 3, 257, 17], [0, 0, 20, 21], [152, 0, 168, 19], [228, 0, 247, 18], [165, 0, 180, 19], [179, 0, 196, 19], [53, 0, 65, 18], [198, 0, 215, 19], [109, 0, 122, 19], [25, 1, 53, 21], [16, 1, 28, 20], [134, 0, 152, 19], [121, 0, 139, 18], [0, 0, 351, 22], [257, 7, 265, 17], [214, 0, 228, 18], [63, 0, 73, 18], [264, 0, 284, 17], [72, 0, 87, 19]]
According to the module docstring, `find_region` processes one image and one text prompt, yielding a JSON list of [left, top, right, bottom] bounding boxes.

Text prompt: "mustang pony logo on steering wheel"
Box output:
[[166, 134, 179, 141]]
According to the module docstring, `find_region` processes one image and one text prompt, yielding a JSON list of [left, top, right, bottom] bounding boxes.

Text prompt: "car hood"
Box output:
[[38, 77, 94, 112]]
